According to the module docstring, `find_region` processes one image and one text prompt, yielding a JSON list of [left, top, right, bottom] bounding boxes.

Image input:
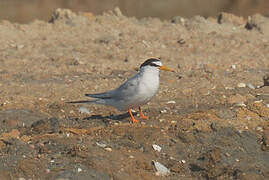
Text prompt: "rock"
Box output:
[[152, 144, 162, 152], [49, 8, 89, 25], [245, 14, 269, 37], [30, 117, 59, 134], [263, 73, 269, 86], [261, 132, 269, 152], [0, 129, 20, 140], [49, 8, 78, 23], [78, 107, 91, 114], [152, 161, 170, 176], [0, 109, 48, 133], [227, 94, 247, 105], [237, 83, 246, 88], [55, 169, 110, 180], [248, 102, 269, 118], [171, 16, 185, 25], [217, 12, 246, 26]]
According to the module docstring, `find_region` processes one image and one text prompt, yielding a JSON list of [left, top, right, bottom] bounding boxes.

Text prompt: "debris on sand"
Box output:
[[152, 144, 162, 152], [152, 161, 170, 176], [78, 107, 91, 114]]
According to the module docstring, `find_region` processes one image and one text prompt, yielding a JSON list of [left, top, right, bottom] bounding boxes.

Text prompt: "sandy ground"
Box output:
[[0, 8, 269, 179]]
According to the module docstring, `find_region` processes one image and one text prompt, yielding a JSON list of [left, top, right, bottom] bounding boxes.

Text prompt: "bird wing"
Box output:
[[85, 74, 139, 100]]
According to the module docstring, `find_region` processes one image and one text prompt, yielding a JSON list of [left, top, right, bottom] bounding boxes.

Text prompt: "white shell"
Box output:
[[153, 161, 170, 176]]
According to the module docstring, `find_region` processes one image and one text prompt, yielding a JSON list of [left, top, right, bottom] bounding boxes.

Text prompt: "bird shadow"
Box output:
[[83, 112, 137, 121]]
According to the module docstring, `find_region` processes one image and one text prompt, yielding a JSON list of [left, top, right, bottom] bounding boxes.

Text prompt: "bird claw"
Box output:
[[140, 115, 149, 120], [132, 118, 140, 123]]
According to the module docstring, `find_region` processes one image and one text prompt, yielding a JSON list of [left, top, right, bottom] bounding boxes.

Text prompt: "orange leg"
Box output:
[[128, 109, 139, 123], [139, 107, 149, 120]]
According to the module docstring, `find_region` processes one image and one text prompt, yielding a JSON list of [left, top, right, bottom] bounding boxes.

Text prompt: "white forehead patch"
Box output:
[[152, 61, 162, 67]]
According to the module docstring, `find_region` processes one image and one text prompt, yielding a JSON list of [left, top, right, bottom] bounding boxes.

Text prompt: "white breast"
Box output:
[[132, 67, 160, 107]]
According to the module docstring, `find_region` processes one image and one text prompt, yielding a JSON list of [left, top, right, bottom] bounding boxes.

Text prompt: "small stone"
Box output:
[[263, 74, 269, 86], [171, 16, 185, 24], [105, 147, 112, 152], [237, 83, 246, 88], [96, 142, 107, 148], [129, 155, 134, 159], [78, 107, 91, 114], [225, 87, 234, 90], [160, 109, 167, 113], [228, 94, 247, 105], [31, 117, 59, 134], [77, 168, 82, 173], [231, 64, 236, 69], [181, 160, 186, 163], [247, 83, 256, 89], [167, 101, 176, 104], [177, 39, 185, 45], [256, 126, 263, 131], [16, 44, 24, 49], [153, 161, 170, 176], [152, 144, 162, 152]]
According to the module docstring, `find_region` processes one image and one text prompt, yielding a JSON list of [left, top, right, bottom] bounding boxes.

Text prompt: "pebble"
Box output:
[[225, 86, 234, 90], [267, 104, 269, 108], [231, 64, 236, 69], [129, 155, 134, 159], [96, 142, 107, 148], [77, 168, 82, 173], [256, 126, 263, 131], [234, 103, 246, 107], [254, 100, 263, 103], [78, 107, 91, 114], [16, 44, 24, 49], [104, 147, 112, 152], [160, 109, 167, 114], [167, 101, 176, 104], [181, 160, 186, 163], [237, 83, 246, 88], [152, 144, 162, 152], [247, 83, 256, 89], [153, 161, 170, 176]]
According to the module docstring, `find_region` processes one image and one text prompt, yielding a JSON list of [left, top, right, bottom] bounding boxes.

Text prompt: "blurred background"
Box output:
[[0, 0, 269, 23]]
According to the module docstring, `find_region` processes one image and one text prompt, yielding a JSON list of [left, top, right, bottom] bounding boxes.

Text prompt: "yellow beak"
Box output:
[[160, 65, 175, 72]]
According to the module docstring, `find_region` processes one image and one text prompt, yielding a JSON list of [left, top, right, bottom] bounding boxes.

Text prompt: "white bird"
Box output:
[[68, 58, 175, 123]]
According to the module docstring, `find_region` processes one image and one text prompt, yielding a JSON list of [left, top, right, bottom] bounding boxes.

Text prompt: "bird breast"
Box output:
[[138, 72, 160, 101]]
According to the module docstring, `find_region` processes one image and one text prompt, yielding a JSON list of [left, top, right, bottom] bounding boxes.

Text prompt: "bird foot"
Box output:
[[140, 114, 149, 120]]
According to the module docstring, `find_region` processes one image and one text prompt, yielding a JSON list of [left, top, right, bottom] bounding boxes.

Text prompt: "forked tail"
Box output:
[[66, 100, 98, 104]]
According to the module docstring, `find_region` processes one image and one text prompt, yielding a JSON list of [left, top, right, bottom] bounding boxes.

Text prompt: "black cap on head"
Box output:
[[140, 58, 161, 68]]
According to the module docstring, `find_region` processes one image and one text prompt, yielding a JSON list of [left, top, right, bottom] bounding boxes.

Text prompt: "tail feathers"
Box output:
[[66, 100, 98, 104], [85, 93, 112, 99]]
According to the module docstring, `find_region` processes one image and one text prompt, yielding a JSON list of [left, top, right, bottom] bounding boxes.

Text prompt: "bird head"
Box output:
[[140, 58, 175, 72]]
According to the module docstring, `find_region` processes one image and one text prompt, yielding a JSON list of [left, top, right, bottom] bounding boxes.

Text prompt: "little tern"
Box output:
[[68, 58, 175, 123]]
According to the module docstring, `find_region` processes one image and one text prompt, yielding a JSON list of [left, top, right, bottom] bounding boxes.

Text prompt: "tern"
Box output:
[[68, 58, 175, 123]]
